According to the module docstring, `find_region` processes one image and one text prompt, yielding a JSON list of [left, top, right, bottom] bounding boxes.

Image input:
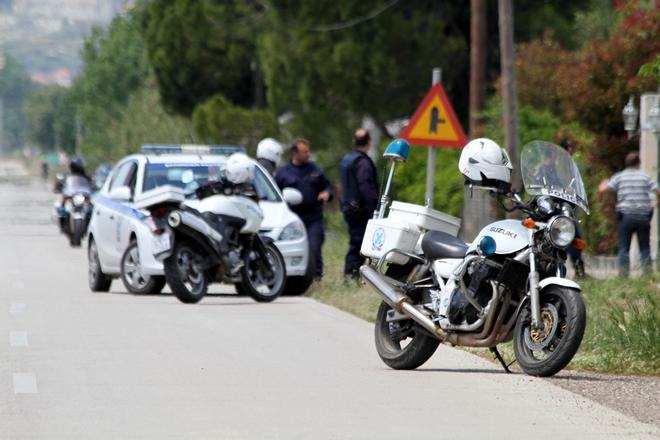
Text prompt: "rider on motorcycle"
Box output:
[[54, 157, 91, 193]]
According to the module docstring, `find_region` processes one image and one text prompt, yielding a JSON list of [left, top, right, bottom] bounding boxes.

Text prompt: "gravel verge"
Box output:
[[545, 370, 660, 428]]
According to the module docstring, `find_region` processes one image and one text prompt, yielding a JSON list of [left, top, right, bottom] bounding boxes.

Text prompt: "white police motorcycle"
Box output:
[[137, 153, 286, 304], [360, 139, 587, 377]]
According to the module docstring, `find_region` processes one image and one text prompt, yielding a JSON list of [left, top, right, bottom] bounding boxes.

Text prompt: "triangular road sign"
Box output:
[[400, 83, 467, 148]]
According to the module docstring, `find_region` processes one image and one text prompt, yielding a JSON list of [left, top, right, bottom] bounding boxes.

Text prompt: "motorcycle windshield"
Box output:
[[63, 175, 92, 196], [521, 141, 589, 214]]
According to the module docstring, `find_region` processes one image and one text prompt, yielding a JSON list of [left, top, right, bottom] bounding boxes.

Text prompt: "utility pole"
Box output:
[[460, 0, 493, 241], [470, 0, 487, 137], [498, 0, 520, 193]]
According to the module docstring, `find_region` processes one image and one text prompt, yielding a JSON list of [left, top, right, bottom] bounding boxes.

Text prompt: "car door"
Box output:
[[98, 160, 138, 270]]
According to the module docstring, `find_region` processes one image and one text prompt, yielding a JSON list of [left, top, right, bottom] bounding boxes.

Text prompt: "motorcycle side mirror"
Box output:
[[109, 186, 132, 202], [282, 187, 303, 205]]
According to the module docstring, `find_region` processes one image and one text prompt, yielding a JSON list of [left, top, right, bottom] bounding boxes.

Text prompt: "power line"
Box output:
[[4, 39, 83, 51], [309, 0, 401, 31]]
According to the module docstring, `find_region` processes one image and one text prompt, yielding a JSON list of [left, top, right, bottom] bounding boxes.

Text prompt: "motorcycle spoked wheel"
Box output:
[[374, 301, 441, 370], [163, 241, 208, 304], [239, 243, 285, 303], [513, 286, 586, 377]]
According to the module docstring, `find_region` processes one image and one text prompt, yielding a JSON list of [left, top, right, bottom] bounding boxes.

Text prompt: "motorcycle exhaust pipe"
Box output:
[[360, 265, 448, 339]]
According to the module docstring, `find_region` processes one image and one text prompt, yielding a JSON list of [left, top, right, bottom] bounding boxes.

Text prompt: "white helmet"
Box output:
[[458, 138, 512, 186], [225, 153, 255, 184], [257, 138, 283, 165]]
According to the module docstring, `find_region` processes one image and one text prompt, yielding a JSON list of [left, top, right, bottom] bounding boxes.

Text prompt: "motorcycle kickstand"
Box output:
[[489, 347, 515, 374]]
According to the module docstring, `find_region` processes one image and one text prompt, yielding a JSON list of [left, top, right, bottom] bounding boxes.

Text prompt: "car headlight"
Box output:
[[547, 216, 575, 248], [72, 194, 86, 207], [278, 221, 304, 241]]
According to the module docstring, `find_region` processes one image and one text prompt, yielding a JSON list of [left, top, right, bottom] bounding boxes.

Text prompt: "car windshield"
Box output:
[[142, 163, 281, 202], [521, 141, 589, 214]]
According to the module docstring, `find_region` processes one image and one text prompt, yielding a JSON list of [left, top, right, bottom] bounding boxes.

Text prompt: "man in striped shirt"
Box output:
[[599, 152, 660, 277]]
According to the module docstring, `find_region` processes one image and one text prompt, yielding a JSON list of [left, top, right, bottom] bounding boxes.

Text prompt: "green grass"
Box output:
[[309, 213, 660, 376]]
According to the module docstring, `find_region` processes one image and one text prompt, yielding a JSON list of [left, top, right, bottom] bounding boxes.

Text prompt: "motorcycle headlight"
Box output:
[[278, 221, 304, 241], [547, 216, 575, 248], [72, 194, 86, 207]]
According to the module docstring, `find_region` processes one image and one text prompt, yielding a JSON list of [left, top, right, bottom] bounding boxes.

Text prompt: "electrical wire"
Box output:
[[309, 0, 401, 31], [4, 39, 83, 51]]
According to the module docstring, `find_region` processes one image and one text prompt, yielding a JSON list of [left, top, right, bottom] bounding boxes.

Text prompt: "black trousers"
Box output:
[[343, 213, 368, 277]]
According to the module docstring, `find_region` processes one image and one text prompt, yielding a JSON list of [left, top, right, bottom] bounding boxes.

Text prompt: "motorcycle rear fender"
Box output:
[[538, 277, 581, 292]]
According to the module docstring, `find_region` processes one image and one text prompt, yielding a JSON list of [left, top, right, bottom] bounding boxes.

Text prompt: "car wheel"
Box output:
[[88, 238, 112, 292], [282, 249, 315, 296], [120, 240, 166, 294]]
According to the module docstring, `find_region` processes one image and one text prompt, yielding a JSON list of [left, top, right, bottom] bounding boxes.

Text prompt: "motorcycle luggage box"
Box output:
[[388, 201, 461, 236], [133, 185, 185, 210], [361, 218, 421, 265]]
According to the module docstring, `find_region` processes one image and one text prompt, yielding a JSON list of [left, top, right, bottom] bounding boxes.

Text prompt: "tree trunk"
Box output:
[[498, 0, 520, 194]]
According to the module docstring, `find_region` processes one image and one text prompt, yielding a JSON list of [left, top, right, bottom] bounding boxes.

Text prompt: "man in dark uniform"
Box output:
[[340, 128, 379, 283], [275, 139, 332, 281]]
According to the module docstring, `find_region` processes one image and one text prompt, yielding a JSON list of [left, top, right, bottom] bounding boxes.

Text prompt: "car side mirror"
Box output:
[[282, 187, 303, 205], [109, 186, 132, 202]]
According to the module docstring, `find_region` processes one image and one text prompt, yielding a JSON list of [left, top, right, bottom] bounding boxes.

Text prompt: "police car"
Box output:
[[87, 145, 313, 296]]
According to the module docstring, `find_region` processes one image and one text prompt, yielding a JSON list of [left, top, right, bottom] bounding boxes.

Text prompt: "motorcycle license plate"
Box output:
[[152, 234, 171, 255]]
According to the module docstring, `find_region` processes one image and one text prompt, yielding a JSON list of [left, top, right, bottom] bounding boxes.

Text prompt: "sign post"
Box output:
[[426, 69, 441, 208], [400, 69, 468, 209]]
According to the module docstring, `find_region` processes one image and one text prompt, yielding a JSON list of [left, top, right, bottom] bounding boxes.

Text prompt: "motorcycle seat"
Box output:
[[421, 230, 468, 260]]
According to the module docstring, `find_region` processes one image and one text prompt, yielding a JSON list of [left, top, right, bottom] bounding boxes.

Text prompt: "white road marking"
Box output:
[[10, 303, 25, 313], [10, 331, 28, 347], [12, 282, 24, 289], [13, 373, 37, 394]]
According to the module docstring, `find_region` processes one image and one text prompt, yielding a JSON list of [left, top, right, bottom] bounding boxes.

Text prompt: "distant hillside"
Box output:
[[1, 0, 130, 79]]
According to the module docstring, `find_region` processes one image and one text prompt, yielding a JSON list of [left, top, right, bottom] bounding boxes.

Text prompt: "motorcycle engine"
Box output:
[[447, 259, 496, 325]]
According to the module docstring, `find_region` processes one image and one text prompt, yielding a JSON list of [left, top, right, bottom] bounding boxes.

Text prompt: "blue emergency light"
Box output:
[[141, 144, 246, 155]]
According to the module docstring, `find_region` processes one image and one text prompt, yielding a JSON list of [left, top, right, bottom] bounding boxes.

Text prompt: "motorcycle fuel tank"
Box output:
[[467, 219, 530, 255]]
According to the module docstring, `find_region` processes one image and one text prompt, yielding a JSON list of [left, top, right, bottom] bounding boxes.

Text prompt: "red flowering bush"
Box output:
[[513, 2, 660, 253]]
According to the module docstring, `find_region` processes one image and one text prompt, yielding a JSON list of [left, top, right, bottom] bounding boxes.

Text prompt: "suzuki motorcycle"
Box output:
[[360, 139, 588, 377], [54, 174, 93, 247], [138, 173, 286, 305]]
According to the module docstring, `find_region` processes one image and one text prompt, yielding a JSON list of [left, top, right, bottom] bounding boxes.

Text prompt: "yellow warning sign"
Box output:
[[400, 83, 467, 148]]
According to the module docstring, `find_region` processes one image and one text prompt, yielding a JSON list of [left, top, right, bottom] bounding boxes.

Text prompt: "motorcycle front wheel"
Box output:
[[163, 241, 208, 304], [513, 286, 586, 377], [239, 243, 285, 302], [374, 301, 440, 370], [70, 218, 84, 247]]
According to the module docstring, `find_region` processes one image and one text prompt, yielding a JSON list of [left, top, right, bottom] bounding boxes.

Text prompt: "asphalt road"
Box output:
[[1, 162, 659, 439]]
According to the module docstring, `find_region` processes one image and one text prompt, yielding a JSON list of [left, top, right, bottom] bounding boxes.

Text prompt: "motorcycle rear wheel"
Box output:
[[164, 241, 208, 304], [374, 301, 440, 370], [513, 286, 586, 377], [239, 243, 285, 302]]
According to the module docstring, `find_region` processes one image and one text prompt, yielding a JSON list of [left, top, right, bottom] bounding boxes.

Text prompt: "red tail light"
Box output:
[[151, 207, 167, 217]]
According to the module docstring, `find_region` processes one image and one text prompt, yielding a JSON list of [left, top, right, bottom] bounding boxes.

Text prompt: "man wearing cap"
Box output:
[[275, 139, 332, 282], [340, 128, 378, 284]]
